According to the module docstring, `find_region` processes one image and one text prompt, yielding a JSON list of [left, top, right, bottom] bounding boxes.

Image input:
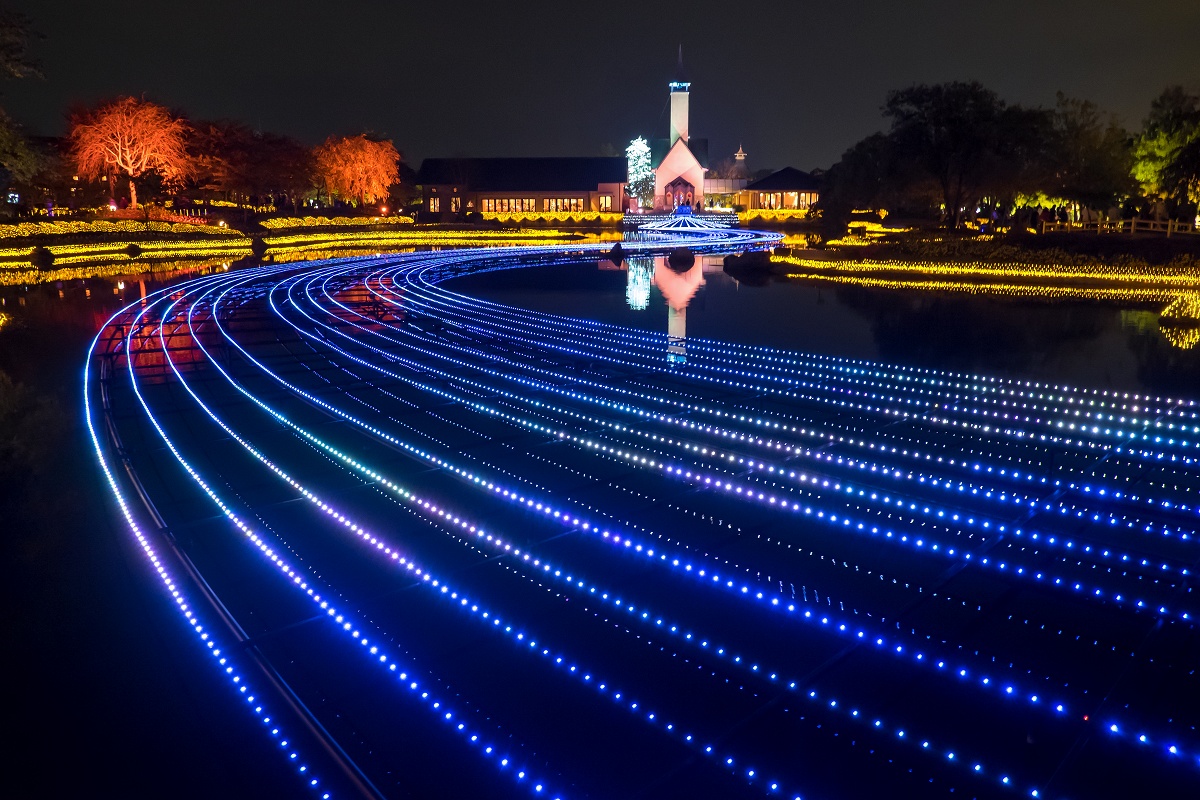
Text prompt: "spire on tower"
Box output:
[[735, 144, 747, 161], [670, 45, 689, 90]]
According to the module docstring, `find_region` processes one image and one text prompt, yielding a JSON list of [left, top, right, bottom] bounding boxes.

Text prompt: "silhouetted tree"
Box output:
[[191, 122, 313, 214], [0, 10, 40, 205], [0, 8, 40, 79], [883, 82, 1051, 227], [1046, 93, 1134, 209]]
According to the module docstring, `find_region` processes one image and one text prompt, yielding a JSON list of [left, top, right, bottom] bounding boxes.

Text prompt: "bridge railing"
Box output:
[[1041, 219, 1199, 236]]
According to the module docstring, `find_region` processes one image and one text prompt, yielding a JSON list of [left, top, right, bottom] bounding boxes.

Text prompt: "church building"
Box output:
[[647, 54, 710, 211], [414, 53, 820, 221]]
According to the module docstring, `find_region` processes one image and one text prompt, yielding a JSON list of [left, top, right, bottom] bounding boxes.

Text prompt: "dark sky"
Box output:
[[5, 1, 1199, 172]]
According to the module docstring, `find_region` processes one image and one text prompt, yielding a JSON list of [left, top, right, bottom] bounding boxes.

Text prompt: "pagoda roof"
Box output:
[[417, 157, 626, 192]]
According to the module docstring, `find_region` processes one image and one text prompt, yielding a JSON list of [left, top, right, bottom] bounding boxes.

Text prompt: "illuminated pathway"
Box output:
[[86, 230, 1200, 799]]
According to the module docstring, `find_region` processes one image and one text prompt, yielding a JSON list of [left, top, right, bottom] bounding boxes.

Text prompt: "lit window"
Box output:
[[600, 195, 612, 211], [429, 197, 440, 212], [451, 197, 461, 213]]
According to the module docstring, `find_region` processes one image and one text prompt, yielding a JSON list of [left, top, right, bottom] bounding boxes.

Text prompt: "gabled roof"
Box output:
[[744, 167, 821, 192], [651, 138, 709, 170], [417, 157, 626, 192]]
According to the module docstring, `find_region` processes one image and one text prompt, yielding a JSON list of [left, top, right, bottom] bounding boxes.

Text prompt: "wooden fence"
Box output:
[[1041, 219, 1199, 237]]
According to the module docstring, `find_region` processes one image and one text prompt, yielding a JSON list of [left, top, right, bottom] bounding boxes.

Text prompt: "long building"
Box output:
[[416, 157, 625, 222]]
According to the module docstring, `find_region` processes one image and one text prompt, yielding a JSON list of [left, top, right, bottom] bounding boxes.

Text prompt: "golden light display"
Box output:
[[259, 215, 415, 229], [0, 254, 249, 287], [776, 254, 1200, 350], [0, 238, 253, 268], [0, 219, 239, 239], [1159, 326, 1200, 350], [739, 209, 810, 223], [0, 229, 591, 285], [262, 228, 576, 249], [774, 255, 1200, 288], [480, 211, 623, 225], [824, 220, 913, 247]]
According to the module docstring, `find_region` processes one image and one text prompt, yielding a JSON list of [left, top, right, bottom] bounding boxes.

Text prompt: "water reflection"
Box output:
[[602, 255, 727, 364], [466, 256, 1200, 395]]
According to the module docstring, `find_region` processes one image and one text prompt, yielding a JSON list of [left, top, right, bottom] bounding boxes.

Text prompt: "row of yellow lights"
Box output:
[[0, 230, 580, 286], [0, 219, 241, 240], [259, 215, 415, 229], [774, 255, 1200, 288], [262, 228, 575, 248], [778, 261, 1200, 349], [0, 255, 247, 287], [0, 238, 252, 264], [1160, 327, 1200, 349], [740, 209, 811, 221], [480, 211, 623, 224]]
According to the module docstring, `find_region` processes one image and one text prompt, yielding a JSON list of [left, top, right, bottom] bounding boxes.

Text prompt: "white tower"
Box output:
[[669, 47, 689, 146]]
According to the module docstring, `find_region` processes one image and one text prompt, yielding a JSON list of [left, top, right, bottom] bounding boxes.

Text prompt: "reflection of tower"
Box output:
[[626, 258, 653, 310], [667, 306, 687, 363], [652, 256, 704, 364]]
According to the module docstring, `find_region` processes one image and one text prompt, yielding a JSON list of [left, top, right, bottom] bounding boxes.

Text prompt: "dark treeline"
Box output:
[[0, 12, 413, 218], [4, 108, 415, 218], [817, 81, 1200, 231]]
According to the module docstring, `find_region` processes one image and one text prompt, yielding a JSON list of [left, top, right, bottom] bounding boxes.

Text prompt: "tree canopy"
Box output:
[[69, 97, 191, 208], [0, 8, 40, 80], [1047, 93, 1134, 209], [313, 134, 400, 207], [817, 80, 1200, 228], [192, 121, 313, 211], [881, 82, 1052, 227], [1133, 86, 1200, 206]]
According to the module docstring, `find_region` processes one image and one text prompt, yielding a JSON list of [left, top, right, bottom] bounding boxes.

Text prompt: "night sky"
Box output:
[[5, 1, 1199, 173]]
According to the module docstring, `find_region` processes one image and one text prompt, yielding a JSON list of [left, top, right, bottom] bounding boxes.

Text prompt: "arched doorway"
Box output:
[[665, 176, 694, 209]]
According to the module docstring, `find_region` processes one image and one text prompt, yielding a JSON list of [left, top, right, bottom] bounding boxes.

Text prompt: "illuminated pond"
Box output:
[[449, 254, 1200, 395]]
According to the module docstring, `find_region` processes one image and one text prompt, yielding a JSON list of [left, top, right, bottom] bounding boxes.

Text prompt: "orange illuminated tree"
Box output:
[[313, 134, 400, 206], [69, 97, 190, 208]]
